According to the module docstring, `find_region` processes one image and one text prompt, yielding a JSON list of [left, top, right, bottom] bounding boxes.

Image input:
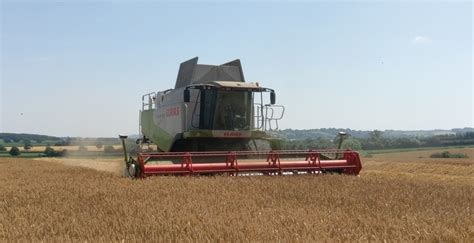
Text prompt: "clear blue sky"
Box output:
[[1, 1, 472, 137]]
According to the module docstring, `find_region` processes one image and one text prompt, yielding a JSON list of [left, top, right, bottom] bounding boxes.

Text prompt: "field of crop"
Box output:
[[1, 148, 472, 241]]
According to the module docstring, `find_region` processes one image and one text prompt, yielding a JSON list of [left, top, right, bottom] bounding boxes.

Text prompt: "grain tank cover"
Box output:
[[175, 57, 245, 89]]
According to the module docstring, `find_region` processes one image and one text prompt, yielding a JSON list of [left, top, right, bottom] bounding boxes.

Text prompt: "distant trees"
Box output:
[[44, 147, 67, 157], [277, 129, 474, 152], [0, 134, 124, 148], [0, 133, 61, 144], [0, 130, 471, 155], [95, 142, 103, 149], [54, 137, 71, 146], [278, 137, 334, 150], [430, 151, 468, 159], [357, 131, 474, 150], [363, 130, 385, 150], [44, 147, 56, 157], [9, 147, 20, 156], [280, 128, 370, 140], [359, 131, 422, 150], [23, 139, 32, 150], [464, 132, 474, 139], [341, 137, 362, 151], [104, 145, 116, 153]]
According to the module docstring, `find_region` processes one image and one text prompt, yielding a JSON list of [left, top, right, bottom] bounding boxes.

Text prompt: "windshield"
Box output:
[[214, 91, 251, 130], [199, 90, 252, 130]]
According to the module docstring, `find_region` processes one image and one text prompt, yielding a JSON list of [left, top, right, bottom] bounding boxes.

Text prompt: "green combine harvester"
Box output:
[[120, 57, 362, 178]]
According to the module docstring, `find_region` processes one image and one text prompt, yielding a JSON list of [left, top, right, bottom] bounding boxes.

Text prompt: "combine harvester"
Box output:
[[120, 57, 362, 178]]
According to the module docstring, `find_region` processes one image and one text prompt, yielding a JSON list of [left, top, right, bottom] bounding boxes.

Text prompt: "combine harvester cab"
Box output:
[[120, 57, 362, 178]]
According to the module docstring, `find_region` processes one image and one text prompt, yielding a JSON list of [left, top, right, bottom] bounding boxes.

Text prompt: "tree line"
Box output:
[[0, 134, 121, 148], [277, 131, 474, 151]]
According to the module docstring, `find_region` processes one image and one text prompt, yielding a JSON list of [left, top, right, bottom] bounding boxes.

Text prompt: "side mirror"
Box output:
[[184, 89, 190, 102], [270, 92, 276, 105]]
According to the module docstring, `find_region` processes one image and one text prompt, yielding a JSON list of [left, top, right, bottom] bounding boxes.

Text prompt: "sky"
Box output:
[[1, 1, 472, 137]]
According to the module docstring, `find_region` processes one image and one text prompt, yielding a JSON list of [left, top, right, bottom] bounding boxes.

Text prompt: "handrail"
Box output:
[[142, 92, 156, 111], [183, 103, 188, 132], [264, 105, 285, 131]]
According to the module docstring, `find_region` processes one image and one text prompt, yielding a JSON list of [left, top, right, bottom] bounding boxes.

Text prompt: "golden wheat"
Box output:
[[0, 148, 473, 242]]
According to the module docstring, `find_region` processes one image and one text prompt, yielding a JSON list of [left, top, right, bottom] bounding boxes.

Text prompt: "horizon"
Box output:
[[1, 126, 473, 139], [1, 1, 472, 137]]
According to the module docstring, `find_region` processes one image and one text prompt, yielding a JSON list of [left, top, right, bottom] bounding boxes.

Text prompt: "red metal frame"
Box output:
[[135, 150, 362, 178]]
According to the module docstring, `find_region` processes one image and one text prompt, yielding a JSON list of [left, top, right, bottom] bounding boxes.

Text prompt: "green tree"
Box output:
[[0, 144, 7, 152], [44, 146, 56, 157], [341, 137, 362, 151], [315, 137, 333, 149], [95, 142, 103, 149], [44, 146, 67, 157], [269, 139, 282, 150], [104, 145, 115, 153], [368, 130, 385, 149], [9, 146, 20, 156], [370, 130, 383, 140], [23, 139, 32, 150]]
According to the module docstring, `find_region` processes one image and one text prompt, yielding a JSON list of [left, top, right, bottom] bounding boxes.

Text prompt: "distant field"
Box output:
[[0, 148, 472, 241]]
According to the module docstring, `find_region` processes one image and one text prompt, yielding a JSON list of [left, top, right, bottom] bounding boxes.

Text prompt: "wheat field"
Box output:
[[0, 148, 473, 241]]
